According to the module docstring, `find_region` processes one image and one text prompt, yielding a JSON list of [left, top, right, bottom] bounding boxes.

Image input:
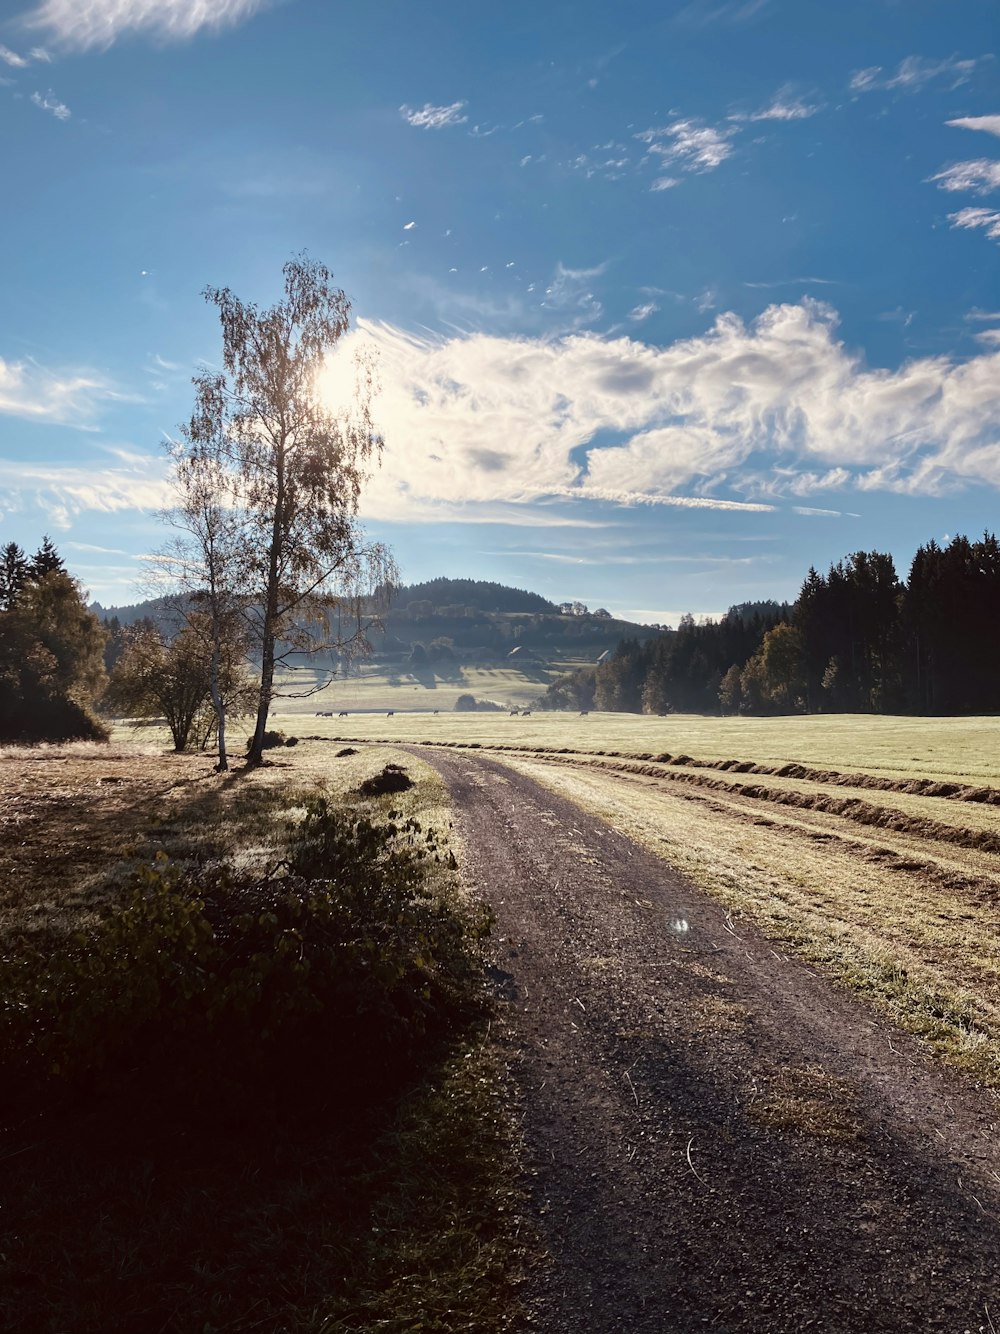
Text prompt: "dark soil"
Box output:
[[420, 748, 1000, 1334]]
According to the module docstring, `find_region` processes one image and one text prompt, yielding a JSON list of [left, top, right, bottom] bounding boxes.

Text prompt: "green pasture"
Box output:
[[262, 709, 1000, 786], [269, 659, 589, 714]]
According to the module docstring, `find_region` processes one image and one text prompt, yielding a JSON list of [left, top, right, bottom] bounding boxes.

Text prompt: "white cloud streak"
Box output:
[[949, 207, 1000, 241], [0, 454, 171, 528], [0, 355, 126, 422], [22, 0, 272, 51], [850, 54, 981, 94], [637, 119, 737, 173], [0, 43, 29, 66], [400, 101, 468, 129], [30, 88, 70, 119], [947, 114, 1000, 138], [930, 159, 1000, 195]]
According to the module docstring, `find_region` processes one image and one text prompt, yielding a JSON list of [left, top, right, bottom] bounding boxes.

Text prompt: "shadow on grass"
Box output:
[[0, 1024, 515, 1334], [0, 762, 520, 1332]]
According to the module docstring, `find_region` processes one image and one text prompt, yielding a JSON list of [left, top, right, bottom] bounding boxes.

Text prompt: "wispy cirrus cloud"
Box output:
[[930, 159, 1000, 194], [20, 0, 274, 51], [733, 85, 821, 123], [0, 43, 30, 66], [0, 451, 171, 529], [949, 207, 1000, 242], [329, 300, 1000, 526], [637, 118, 737, 174], [30, 88, 70, 119], [850, 54, 982, 95], [400, 100, 468, 130], [0, 354, 130, 423], [947, 114, 1000, 139], [674, 0, 769, 26]]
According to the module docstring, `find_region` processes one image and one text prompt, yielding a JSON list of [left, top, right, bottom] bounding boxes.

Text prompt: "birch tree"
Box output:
[[182, 255, 396, 767]]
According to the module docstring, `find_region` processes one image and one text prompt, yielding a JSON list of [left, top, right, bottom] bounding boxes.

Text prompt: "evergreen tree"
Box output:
[[0, 542, 29, 611], [28, 536, 65, 580]]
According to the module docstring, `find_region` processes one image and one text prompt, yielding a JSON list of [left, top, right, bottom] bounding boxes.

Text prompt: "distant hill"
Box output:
[[93, 578, 655, 664], [89, 596, 174, 628], [387, 577, 558, 615]]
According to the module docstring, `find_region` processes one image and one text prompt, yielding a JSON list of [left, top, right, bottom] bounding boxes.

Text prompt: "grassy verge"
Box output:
[[0, 741, 526, 1333]]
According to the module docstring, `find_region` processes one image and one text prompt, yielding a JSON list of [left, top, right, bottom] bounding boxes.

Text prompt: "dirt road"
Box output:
[[420, 749, 1000, 1334]]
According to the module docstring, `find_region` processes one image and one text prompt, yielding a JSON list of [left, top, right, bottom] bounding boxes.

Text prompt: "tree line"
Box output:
[[545, 533, 1000, 716]]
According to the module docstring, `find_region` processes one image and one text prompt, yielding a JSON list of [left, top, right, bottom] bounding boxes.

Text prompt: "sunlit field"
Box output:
[[258, 708, 1000, 786], [269, 659, 592, 715]]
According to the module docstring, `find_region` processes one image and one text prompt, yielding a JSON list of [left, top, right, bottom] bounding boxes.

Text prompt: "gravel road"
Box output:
[[420, 749, 1000, 1334]]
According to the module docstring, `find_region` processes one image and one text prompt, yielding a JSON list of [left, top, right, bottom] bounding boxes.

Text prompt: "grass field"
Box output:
[[260, 708, 1000, 785], [268, 657, 592, 715]]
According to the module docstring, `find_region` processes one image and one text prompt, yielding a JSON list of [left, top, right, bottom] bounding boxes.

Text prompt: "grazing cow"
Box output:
[[509, 709, 519, 716], [338, 710, 348, 717], [433, 709, 439, 715], [579, 710, 589, 716], [387, 710, 395, 717], [522, 710, 532, 717]]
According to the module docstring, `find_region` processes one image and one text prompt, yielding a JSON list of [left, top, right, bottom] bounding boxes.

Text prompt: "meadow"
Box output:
[[263, 706, 1000, 785]]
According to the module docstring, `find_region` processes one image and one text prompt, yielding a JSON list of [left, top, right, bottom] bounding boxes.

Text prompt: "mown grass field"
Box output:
[[263, 708, 1000, 785]]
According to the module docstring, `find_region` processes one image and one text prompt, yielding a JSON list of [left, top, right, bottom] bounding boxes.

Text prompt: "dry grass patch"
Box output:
[[748, 1065, 862, 1141]]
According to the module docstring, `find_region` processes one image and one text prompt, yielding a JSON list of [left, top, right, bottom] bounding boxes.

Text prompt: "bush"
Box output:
[[0, 799, 488, 1119], [246, 729, 285, 751], [454, 693, 477, 711]]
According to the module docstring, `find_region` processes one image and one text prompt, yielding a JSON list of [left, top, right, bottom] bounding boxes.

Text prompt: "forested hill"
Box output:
[[89, 596, 172, 627], [387, 577, 558, 615]]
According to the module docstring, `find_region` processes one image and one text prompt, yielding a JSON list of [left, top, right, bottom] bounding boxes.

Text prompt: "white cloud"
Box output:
[[949, 207, 1000, 241], [0, 43, 29, 66], [650, 176, 679, 192], [930, 159, 1000, 194], [738, 86, 821, 122], [338, 300, 1000, 522], [637, 119, 737, 173], [400, 100, 468, 130], [850, 54, 981, 95], [23, 0, 272, 50], [628, 302, 659, 322], [0, 355, 126, 422], [540, 260, 607, 326], [30, 88, 70, 119], [947, 115, 1000, 138], [22, 0, 272, 50], [0, 454, 171, 526], [403, 220, 416, 230]]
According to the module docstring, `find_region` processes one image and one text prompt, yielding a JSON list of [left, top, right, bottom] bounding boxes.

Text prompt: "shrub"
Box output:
[[0, 799, 487, 1119], [246, 729, 285, 751]]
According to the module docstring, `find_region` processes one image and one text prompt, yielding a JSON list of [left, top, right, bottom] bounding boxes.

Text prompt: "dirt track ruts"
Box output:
[[417, 748, 1000, 1334]]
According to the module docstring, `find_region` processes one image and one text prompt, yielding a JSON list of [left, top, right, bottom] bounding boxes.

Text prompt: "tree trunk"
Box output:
[[209, 633, 228, 772]]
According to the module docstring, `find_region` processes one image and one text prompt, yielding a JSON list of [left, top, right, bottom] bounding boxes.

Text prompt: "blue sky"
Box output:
[[1, 0, 998, 623]]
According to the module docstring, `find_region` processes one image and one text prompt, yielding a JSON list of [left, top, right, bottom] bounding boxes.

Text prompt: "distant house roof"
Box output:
[[507, 646, 523, 656], [596, 649, 611, 664]]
